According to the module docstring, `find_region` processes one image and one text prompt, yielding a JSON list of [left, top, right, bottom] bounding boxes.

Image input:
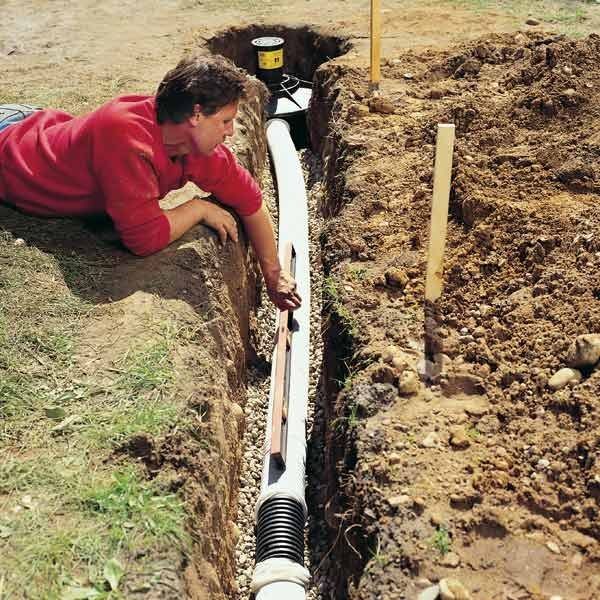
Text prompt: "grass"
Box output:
[[324, 275, 360, 339], [442, 0, 599, 35], [367, 535, 388, 569], [431, 525, 452, 556], [0, 232, 191, 597], [467, 426, 482, 440]]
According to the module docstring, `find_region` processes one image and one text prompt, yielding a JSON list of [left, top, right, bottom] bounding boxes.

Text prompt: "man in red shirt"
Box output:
[[0, 55, 301, 311]]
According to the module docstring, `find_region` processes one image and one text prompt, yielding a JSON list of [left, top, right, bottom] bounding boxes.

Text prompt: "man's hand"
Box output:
[[196, 198, 239, 245], [266, 270, 302, 311]]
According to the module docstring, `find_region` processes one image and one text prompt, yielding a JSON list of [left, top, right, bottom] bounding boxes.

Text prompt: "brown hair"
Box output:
[[156, 54, 248, 124]]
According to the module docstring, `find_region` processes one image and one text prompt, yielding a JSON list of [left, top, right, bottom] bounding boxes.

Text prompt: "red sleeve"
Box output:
[[187, 144, 262, 217], [92, 117, 170, 256]]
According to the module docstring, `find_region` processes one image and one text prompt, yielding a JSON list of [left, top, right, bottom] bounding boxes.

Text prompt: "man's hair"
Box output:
[[156, 54, 248, 124]]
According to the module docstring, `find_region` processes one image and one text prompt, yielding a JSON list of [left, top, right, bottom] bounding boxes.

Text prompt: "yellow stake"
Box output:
[[370, 0, 381, 89], [425, 124, 455, 302]]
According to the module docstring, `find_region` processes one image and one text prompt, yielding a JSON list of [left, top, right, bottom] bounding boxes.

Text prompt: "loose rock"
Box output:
[[388, 494, 411, 508], [418, 585, 441, 600], [548, 367, 581, 390], [385, 267, 409, 289], [369, 96, 396, 114], [546, 541, 561, 554], [449, 427, 471, 449], [566, 334, 600, 369], [398, 369, 420, 395], [440, 551, 461, 568], [439, 578, 471, 600], [421, 432, 439, 448]]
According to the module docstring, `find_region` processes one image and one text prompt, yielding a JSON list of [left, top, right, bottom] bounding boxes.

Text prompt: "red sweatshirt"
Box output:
[[0, 95, 262, 256]]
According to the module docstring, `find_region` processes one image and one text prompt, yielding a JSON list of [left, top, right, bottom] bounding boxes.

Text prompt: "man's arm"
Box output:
[[241, 203, 302, 311], [164, 197, 238, 244]]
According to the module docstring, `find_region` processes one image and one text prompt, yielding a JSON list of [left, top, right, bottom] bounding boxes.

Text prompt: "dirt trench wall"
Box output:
[[311, 33, 600, 600]]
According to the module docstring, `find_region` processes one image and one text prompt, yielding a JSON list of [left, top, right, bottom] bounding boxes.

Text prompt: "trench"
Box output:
[[202, 25, 367, 600]]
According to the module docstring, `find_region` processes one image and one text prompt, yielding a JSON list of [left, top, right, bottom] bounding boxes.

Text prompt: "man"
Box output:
[[0, 55, 301, 311]]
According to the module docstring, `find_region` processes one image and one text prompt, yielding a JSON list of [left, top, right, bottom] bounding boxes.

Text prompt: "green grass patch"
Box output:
[[441, 0, 599, 35], [0, 232, 191, 597], [431, 525, 452, 555]]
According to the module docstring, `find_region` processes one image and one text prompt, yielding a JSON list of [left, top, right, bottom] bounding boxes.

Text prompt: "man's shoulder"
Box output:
[[92, 95, 158, 143]]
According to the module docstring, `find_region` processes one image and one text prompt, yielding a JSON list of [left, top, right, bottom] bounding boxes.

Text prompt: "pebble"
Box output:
[[440, 552, 461, 568], [566, 333, 600, 369], [449, 428, 471, 449], [13, 238, 25, 246], [398, 370, 420, 395], [388, 494, 412, 508], [421, 432, 439, 448], [548, 367, 581, 390], [369, 96, 396, 115], [385, 267, 409, 288], [388, 452, 402, 465], [439, 578, 471, 600], [546, 541, 561, 554], [403, 72, 414, 80], [537, 458, 550, 470], [418, 585, 440, 600], [526, 18, 540, 26]]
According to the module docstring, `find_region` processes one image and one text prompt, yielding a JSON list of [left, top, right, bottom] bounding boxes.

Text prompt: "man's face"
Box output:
[[188, 101, 238, 156]]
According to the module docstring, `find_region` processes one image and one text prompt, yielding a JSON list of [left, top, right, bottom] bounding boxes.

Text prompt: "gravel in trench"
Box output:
[[234, 149, 325, 599]]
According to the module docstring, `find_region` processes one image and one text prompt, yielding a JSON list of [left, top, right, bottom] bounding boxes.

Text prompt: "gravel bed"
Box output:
[[234, 149, 325, 599]]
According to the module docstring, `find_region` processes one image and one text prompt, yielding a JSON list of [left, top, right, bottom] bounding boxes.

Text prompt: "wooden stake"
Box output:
[[370, 0, 381, 89], [425, 124, 455, 303]]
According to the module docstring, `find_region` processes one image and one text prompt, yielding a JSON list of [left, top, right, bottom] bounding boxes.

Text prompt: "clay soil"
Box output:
[[2, 1, 600, 599]]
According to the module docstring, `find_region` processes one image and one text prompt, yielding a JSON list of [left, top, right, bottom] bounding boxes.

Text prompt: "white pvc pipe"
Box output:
[[251, 118, 311, 599]]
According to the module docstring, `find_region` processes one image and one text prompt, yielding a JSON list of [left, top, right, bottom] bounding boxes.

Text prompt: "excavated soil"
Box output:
[[313, 31, 600, 600]]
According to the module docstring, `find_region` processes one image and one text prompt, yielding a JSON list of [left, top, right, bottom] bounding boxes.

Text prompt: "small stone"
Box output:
[[13, 238, 25, 246], [537, 458, 550, 470], [403, 72, 414, 80], [421, 432, 439, 448], [413, 497, 426, 510], [439, 578, 471, 600], [440, 552, 461, 568], [526, 18, 540, 26], [369, 96, 396, 115], [548, 367, 581, 390], [388, 452, 402, 465], [398, 370, 420, 395], [566, 334, 600, 369], [385, 267, 409, 289], [449, 428, 471, 449], [388, 494, 412, 508], [418, 585, 440, 600], [546, 541, 561, 554], [231, 402, 244, 424]]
